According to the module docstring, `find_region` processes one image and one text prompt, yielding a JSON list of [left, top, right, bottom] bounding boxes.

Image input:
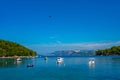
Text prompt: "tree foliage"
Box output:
[[96, 46, 120, 56], [0, 39, 37, 57]]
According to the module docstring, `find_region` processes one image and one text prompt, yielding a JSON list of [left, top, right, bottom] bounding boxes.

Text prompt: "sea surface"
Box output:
[[0, 56, 120, 80]]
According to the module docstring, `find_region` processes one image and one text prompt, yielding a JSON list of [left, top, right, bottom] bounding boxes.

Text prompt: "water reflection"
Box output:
[[88, 62, 95, 69], [16, 60, 22, 65], [0, 58, 33, 68], [0, 61, 17, 67], [56, 60, 66, 67]]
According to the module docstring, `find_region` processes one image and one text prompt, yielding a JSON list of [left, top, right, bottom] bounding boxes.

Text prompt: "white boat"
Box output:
[[89, 58, 95, 65], [56, 57, 64, 63], [17, 57, 22, 61], [44, 57, 48, 60]]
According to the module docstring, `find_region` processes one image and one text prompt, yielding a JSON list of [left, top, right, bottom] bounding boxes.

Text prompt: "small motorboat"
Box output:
[[27, 64, 34, 67], [44, 57, 48, 61], [89, 58, 95, 65], [17, 57, 22, 61], [56, 57, 64, 64]]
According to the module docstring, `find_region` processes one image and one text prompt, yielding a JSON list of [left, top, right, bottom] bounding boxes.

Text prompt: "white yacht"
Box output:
[[89, 58, 95, 65], [56, 57, 64, 63]]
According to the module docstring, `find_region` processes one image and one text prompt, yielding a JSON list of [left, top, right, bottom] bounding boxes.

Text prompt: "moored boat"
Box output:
[[89, 58, 95, 65], [27, 64, 34, 67], [44, 57, 48, 60], [56, 57, 64, 64], [17, 57, 22, 61]]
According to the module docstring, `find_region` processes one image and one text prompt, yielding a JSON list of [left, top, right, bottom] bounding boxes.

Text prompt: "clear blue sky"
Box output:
[[0, 0, 120, 54]]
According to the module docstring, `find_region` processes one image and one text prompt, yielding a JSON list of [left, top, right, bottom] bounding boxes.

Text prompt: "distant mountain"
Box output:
[[46, 50, 95, 56], [0, 39, 37, 57]]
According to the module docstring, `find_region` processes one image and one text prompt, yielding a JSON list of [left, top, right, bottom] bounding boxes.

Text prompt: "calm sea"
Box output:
[[0, 56, 120, 80]]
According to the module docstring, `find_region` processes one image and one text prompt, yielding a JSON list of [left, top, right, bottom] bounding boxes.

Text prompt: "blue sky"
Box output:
[[0, 0, 120, 54]]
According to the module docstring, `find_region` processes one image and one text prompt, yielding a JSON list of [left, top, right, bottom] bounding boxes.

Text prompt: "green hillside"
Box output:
[[96, 46, 120, 56], [0, 39, 37, 57]]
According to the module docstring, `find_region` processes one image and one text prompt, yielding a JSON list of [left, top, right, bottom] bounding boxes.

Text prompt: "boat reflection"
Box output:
[[0, 58, 33, 68]]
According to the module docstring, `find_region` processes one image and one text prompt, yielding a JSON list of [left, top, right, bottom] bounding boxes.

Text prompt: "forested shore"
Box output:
[[0, 40, 37, 57], [96, 46, 120, 56]]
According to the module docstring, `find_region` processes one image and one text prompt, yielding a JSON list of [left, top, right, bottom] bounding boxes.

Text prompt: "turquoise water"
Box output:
[[0, 56, 120, 80]]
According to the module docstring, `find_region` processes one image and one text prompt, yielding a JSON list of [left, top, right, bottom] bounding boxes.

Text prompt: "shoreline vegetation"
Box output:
[[0, 39, 37, 57], [96, 46, 120, 56]]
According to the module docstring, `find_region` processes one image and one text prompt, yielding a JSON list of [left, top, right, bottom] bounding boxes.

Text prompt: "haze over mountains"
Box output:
[[41, 49, 95, 57]]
